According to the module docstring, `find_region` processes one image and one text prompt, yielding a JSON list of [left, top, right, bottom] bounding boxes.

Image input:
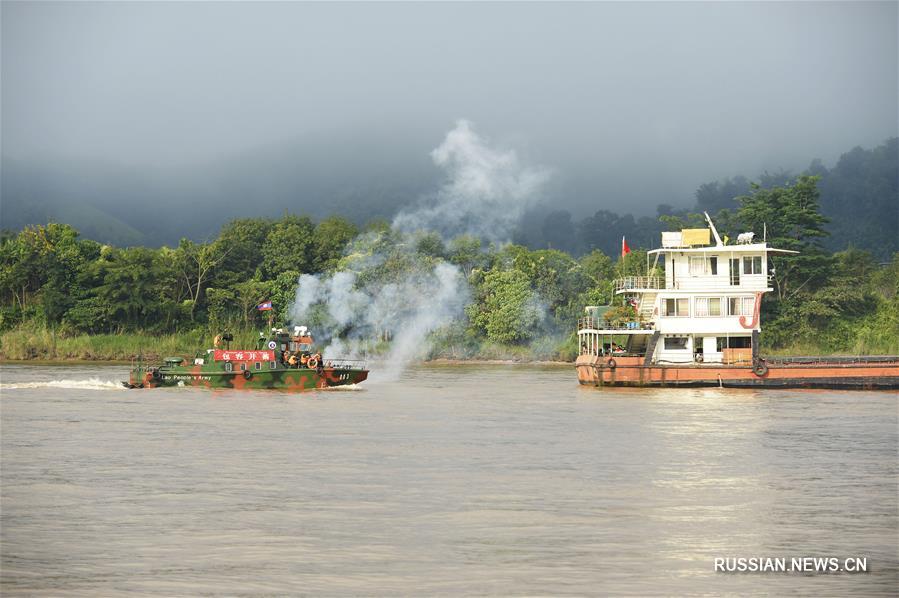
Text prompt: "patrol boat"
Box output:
[[123, 326, 368, 390], [576, 215, 899, 389]]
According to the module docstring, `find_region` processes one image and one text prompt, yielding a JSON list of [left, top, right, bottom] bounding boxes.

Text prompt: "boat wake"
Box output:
[[321, 384, 363, 391], [0, 378, 122, 391]]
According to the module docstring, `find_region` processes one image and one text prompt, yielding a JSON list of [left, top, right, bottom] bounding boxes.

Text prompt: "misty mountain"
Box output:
[[3, 137, 896, 260], [2, 126, 438, 246]]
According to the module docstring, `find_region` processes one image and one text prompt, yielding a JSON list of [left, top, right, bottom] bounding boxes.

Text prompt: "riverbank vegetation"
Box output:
[[2, 166, 897, 361]]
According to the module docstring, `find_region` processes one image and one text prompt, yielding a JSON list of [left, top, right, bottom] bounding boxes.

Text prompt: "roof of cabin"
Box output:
[[648, 243, 798, 255]]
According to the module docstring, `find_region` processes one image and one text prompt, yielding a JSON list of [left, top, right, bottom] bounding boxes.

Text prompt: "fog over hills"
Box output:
[[2, 2, 896, 246]]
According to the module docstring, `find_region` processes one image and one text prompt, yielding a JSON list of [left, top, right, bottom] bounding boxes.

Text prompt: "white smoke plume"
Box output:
[[290, 251, 468, 381], [289, 120, 549, 380], [393, 119, 550, 242]]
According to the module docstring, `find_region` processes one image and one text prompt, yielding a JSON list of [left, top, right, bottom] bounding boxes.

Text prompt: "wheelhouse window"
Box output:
[[689, 256, 718, 275], [728, 296, 755, 316], [743, 256, 763, 274], [664, 298, 689, 317], [689, 257, 706, 275], [694, 297, 722, 317], [269, 361, 277, 369], [224, 362, 233, 372], [254, 362, 262, 370], [717, 336, 752, 350], [664, 337, 689, 350], [240, 362, 247, 371]]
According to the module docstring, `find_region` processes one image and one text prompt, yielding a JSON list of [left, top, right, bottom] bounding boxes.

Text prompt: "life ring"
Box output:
[[243, 370, 252, 380], [606, 358, 617, 370], [753, 360, 769, 377], [307, 357, 319, 369], [268, 341, 277, 350], [152, 368, 161, 380]]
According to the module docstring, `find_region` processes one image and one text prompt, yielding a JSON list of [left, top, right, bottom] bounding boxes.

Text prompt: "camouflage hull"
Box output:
[[125, 364, 368, 391]]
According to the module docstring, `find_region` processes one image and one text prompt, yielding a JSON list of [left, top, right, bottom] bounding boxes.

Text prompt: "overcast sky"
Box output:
[[2, 1, 897, 217]]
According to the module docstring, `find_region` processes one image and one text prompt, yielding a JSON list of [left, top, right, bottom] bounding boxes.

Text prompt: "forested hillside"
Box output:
[[528, 138, 897, 260], [1, 175, 896, 361], [3, 139, 895, 259]]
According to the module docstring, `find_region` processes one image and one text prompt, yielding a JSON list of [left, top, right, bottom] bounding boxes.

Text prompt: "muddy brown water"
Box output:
[[1, 363, 896, 595]]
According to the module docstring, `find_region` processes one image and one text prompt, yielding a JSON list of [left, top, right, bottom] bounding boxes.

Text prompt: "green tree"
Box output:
[[210, 218, 273, 288], [447, 235, 484, 276], [467, 269, 541, 344], [233, 279, 270, 329], [205, 287, 237, 332], [579, 250, 615, 306], [311, 216, 358, 271], [92, 247, 163, 331], [413, 231, 446, 259], [737, 175, 831, 300], [580, 250, 614, 283], [268, 270, 301, 325], [174, 238, 232, 321], [503, 247, 591, 326], [261, 214, 315, 278]]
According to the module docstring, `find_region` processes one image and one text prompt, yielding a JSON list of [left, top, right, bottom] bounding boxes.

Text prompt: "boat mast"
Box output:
[[703, 211, 724, 246]]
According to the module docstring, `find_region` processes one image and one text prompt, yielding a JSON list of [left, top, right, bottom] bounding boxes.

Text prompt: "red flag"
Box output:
[[621, 236, 631, 257]]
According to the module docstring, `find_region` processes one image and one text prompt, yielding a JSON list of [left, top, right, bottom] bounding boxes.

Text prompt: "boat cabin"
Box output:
[[578, 216, 796, 366]]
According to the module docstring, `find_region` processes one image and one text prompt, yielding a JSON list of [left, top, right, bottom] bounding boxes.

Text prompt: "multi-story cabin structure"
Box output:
[[576, 218, 899, 389]]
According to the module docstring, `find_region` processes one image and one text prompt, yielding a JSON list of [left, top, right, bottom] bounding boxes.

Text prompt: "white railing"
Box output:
[[578, 317, 653, 331], [614, 276, 664, 292]]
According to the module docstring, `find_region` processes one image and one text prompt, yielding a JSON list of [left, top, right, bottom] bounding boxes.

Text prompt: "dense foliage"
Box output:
[[1, 175, 897, 360], [527, 138, 897, 261]]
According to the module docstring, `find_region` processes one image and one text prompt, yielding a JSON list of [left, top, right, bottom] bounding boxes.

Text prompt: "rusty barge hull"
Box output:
[[576, 356, 899, 390]]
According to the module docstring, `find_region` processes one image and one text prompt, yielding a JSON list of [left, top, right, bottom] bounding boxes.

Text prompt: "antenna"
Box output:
[[703, 211, 723, 246]]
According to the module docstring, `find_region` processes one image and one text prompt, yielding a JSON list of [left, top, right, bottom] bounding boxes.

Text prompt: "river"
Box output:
[[1, 363, 896, 595]]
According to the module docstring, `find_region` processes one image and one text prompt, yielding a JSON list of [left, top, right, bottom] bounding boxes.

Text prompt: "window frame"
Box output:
[[689, 256, 707, 275], [663, 336, 689, 350], [728, 296, 755, 316], [694, 296, 722, 317], [664, 297, 690, 317], [743, 255, 763, 274]]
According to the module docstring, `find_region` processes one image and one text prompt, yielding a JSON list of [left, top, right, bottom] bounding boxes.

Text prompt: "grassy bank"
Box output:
[[0, 327, 261, 362], [3, 324, 895, 364], [0, 324, 578, 363]]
